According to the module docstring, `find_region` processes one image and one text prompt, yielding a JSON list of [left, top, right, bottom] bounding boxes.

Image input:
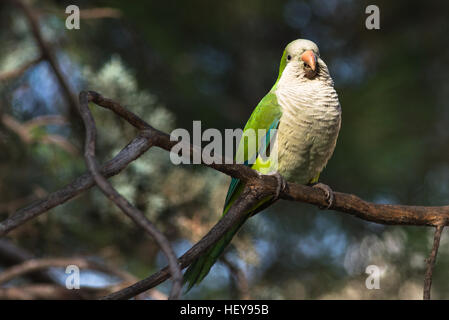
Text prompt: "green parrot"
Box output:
[[184, 39, 341, 290]]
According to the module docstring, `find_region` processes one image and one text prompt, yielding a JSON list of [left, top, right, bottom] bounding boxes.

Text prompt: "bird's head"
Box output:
[[277, 39, 329, 83]]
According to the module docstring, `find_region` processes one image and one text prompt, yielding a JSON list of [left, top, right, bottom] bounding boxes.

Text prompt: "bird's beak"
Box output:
[[301, 50, 317, 71]]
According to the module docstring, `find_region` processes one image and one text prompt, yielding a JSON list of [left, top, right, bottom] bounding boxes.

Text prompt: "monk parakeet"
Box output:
[[184, 39, 341, 290]]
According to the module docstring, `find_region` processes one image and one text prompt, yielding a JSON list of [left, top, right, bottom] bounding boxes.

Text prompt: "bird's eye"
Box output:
[[287, 55, 291, 61]]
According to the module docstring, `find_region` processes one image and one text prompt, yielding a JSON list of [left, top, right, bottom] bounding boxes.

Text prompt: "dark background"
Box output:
[[1, 0, 449, 299]]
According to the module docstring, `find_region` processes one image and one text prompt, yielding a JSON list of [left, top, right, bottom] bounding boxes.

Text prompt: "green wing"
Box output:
[[183, 92, 282, 291], [223, 91, 282, 211]]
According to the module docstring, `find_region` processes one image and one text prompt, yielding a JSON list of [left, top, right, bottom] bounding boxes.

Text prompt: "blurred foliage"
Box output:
[[1, 0, 449, 299]]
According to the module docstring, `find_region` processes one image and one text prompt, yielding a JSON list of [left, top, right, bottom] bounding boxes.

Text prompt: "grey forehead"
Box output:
[[285, 39, 319, 56]]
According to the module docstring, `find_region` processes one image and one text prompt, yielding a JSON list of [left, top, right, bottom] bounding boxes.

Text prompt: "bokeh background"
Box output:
[[1, 0, 449, 299]]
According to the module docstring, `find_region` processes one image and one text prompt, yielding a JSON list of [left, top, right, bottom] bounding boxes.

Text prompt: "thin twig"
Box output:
[[0, 240, 150, 299], [0, 239, 56, 285], [77, 91, 182, 299], [0, 284, 84, 299], [221, 256, 251, 300], [2, 114, 78, 154], [39, 7, 122, 20], [79, 8, 122, 19], [423, 225, 444, 300], [10, 0, 82, 124], [0, 250, 166, 300], [0, 257, 131, 285], [24, 115, 68, 129]]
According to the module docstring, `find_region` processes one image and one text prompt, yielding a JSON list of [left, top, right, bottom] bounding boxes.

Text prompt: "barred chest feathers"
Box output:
[[271, 73, 341, 184]]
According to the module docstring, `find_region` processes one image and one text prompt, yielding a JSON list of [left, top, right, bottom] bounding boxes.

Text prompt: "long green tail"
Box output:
[[183, 179, 274, 291], [183, 214, 249, 292]]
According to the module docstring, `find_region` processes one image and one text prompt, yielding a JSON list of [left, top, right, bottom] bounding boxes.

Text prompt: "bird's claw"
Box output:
[[312, 183, 334, 209], [266, 172, 286, 201]]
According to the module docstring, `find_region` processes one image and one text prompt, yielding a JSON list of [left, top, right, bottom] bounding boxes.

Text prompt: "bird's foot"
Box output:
[[311, 183, 334, 209], [265, 171, 287, 201]]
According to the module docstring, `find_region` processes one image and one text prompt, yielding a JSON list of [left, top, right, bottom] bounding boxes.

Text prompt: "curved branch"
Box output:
[[102, 184, 261, 300], [77, 92, 182, 300]]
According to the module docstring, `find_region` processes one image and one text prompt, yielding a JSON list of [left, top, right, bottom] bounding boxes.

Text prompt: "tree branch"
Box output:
[[0, 284, 83, 300], [0, 252, 166, 300], [423, 225, 444, 300], [10, 0, 82, 125], [1, 91, 448, 299], [0, 239, 56, 284], [102, 184, 261, 300], [221, 256, 251, 300], [0, 132, 152, 236], [0, 257, 129, 285], [76, 91, 182, 299], [1, 114, 78, 155], [39, 7, 122, 20], [78, 8, 122, 20]]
